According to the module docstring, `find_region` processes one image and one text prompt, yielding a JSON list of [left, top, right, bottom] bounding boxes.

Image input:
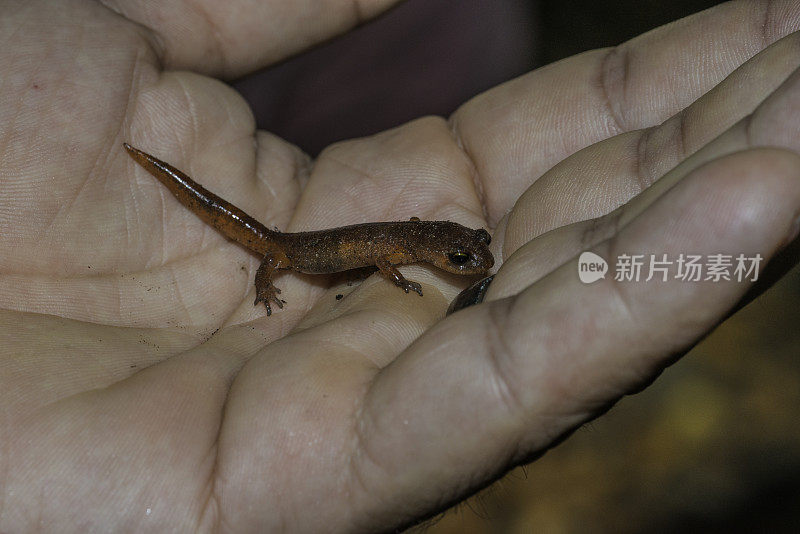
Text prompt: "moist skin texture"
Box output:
[[123, 143, 494, 315]]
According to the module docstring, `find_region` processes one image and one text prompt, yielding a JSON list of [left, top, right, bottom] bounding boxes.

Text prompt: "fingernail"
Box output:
[[447, 275, 495, 315]]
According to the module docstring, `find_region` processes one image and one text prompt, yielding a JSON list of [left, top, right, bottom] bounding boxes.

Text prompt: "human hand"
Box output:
[[2, 1, 800, 532]]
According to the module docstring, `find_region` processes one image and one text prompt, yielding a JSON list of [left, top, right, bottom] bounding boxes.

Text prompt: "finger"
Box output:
[[503, 32, 800, 255], [494, 51, 800, 298], [104, 0, 402, 78], [352, 148, 800, 531], [451, 0, 800, 224]]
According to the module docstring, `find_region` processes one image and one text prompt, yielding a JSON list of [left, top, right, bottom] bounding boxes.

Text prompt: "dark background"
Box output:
[[233, 1, 800, 531], [234, 0, 723, 156]]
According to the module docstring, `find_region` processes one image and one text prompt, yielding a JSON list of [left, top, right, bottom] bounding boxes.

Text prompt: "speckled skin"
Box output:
[[123, 144, 494, 315]]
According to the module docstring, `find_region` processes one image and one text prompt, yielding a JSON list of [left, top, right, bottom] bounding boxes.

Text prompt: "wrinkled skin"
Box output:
[[2, 1, 800, 532]]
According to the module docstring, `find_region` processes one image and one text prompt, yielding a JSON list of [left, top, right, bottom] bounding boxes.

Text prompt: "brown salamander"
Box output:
[[123, 143, 494, 315]]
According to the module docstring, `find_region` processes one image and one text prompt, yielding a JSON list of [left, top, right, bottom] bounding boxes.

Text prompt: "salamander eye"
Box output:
[[448, 251, 471, 265]]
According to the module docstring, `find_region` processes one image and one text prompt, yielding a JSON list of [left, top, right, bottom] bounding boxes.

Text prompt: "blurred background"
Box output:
[[233, 1, 800, 531]]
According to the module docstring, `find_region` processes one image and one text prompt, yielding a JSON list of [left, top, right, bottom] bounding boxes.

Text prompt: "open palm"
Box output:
[[3, 1, 800, 531]]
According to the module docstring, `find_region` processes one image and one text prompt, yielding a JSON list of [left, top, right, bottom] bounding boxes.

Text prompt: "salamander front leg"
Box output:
[[376, 255, 423, 296], [254, 254, 286, 315]]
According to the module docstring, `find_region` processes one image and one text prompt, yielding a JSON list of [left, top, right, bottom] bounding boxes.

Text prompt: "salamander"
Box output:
[[123, 143, 494, 315]]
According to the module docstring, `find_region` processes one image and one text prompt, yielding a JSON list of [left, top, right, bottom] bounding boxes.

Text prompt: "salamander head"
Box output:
[[422, 222, 494, 275]]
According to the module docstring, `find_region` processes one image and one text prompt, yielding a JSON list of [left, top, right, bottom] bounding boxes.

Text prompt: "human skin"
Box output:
[[1, 0, 800, 532]]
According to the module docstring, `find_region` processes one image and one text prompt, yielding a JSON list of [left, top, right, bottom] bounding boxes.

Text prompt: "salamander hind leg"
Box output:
[[254, 254, 287, 315], [376, 255, 423, 296]]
